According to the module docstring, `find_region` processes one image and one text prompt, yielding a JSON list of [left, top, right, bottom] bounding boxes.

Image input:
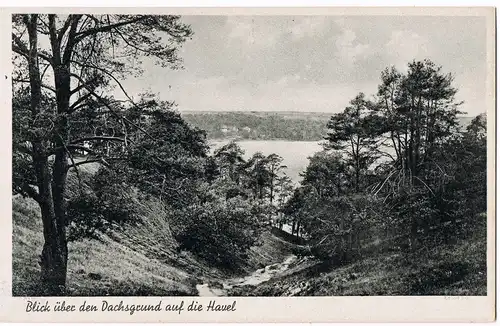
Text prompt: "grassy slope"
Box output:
[[245, 229, 300, 271], [13, 196, 203, 296], [248, 217, 487, 296], [12, 195, 298, 296], [15, 161, 239, 296], [11, 158, 298, 296], [13, 162, 208, 296]]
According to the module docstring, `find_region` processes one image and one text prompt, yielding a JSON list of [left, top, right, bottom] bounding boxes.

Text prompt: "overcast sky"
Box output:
[[121, 15, 487, 116]]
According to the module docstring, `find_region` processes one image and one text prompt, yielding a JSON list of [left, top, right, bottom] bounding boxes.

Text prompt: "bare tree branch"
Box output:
[[68, 92, 92, 112], [47, 144, 96, 157], [62, 15, 83, 65], [69, 72, 154, 139], [73, 16, 145, 44], [66, 156, 124, 170], [13, 78, 57, 93], [69, 60, 137, 105], [12, 33, 53, 65], [57, 16, 73, 44]]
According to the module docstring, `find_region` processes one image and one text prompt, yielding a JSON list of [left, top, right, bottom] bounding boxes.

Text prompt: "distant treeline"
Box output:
[[181, 111, 330, 141], [182, 111, 474, 141]]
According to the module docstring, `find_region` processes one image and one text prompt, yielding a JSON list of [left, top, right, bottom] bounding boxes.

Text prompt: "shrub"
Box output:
[[304, 195, 384, 264], [67, 167, 139, 241], [169, 197, 266, 270]]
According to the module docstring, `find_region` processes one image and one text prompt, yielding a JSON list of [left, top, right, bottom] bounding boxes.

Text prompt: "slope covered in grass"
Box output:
[[12, 195, 208, 296], [12, 194, 300, 296], [243, 215, 487, 296], [12, 159, 299, 296], [244, 229, 302, 271]]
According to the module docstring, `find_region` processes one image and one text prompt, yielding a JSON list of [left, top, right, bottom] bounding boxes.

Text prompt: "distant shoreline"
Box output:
[[183, 111, 475, 144], [208, 138, 325, 144], [179, 110, 477, 118]]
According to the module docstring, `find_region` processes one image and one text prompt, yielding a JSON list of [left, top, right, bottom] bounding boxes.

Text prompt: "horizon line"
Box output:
[[177, 109, 477, 117]]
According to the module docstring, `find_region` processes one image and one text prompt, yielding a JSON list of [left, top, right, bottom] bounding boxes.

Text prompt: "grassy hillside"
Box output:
[[13, 160, 230, 296], [235, 214, 487, 296], [13, 195, 203, 296], [12, 191, 300, 296]]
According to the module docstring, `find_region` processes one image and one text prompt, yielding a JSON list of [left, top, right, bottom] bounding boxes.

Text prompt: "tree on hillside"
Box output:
[[374, 60, 463, 248], [214, 141, 246, 184], [283, 186, 318, 237], [301, 151, 349, 198], [125, 106, 209, 208], [244, 152, 272, 201], [170, 196, 268, 270], [325, 93, 382, 192], [376, 60, 462, 184], [12, 14, 192, 295], [275, 173, 294, 228], [265, 153, 286, 205], [430, 113, 487, 230]]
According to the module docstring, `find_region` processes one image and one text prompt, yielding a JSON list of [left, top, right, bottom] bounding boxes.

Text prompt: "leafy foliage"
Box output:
[[66, 167, 139, 242], [12, 13, 194, 294], [169, 197, 268, 270]]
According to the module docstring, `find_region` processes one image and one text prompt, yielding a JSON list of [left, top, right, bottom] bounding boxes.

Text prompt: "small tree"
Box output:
[[213, 141, 246, 184], [325, 93, 381, 193], [265, 153, 286, 205], [275, 174, 294, 229], [170, 197, 267, 270], [244, 152, 272, 201], [301, 151, 349, 198]]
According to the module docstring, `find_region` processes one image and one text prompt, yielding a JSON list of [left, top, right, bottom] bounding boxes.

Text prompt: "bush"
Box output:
[[303, 195, 384, 264], [169, 197, 266, 270], [67, 167, 139, 241]]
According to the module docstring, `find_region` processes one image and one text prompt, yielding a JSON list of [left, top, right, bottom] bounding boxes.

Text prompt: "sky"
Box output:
[[120, 15, 487, 116]]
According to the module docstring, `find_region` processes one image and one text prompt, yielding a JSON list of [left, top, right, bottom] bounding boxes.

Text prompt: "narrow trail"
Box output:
[[196, 255, 298, 296]]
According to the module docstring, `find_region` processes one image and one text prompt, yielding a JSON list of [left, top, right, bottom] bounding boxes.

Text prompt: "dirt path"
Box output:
[[196, 255, 298, 296]]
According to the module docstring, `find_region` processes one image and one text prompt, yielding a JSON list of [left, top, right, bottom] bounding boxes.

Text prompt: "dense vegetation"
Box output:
[[279, 61, 487, 294], [12, 13, 487, 296]]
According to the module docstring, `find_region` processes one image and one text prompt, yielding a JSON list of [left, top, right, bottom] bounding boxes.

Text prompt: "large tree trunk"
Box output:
[[39, 199, 68, 296], [46, 120, 69, 296], [26, 14, 70, 295], [33, 143, 68, 295]]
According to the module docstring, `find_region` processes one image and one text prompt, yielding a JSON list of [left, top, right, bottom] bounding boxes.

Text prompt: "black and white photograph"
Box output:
[[10, 9, 493, 302]]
